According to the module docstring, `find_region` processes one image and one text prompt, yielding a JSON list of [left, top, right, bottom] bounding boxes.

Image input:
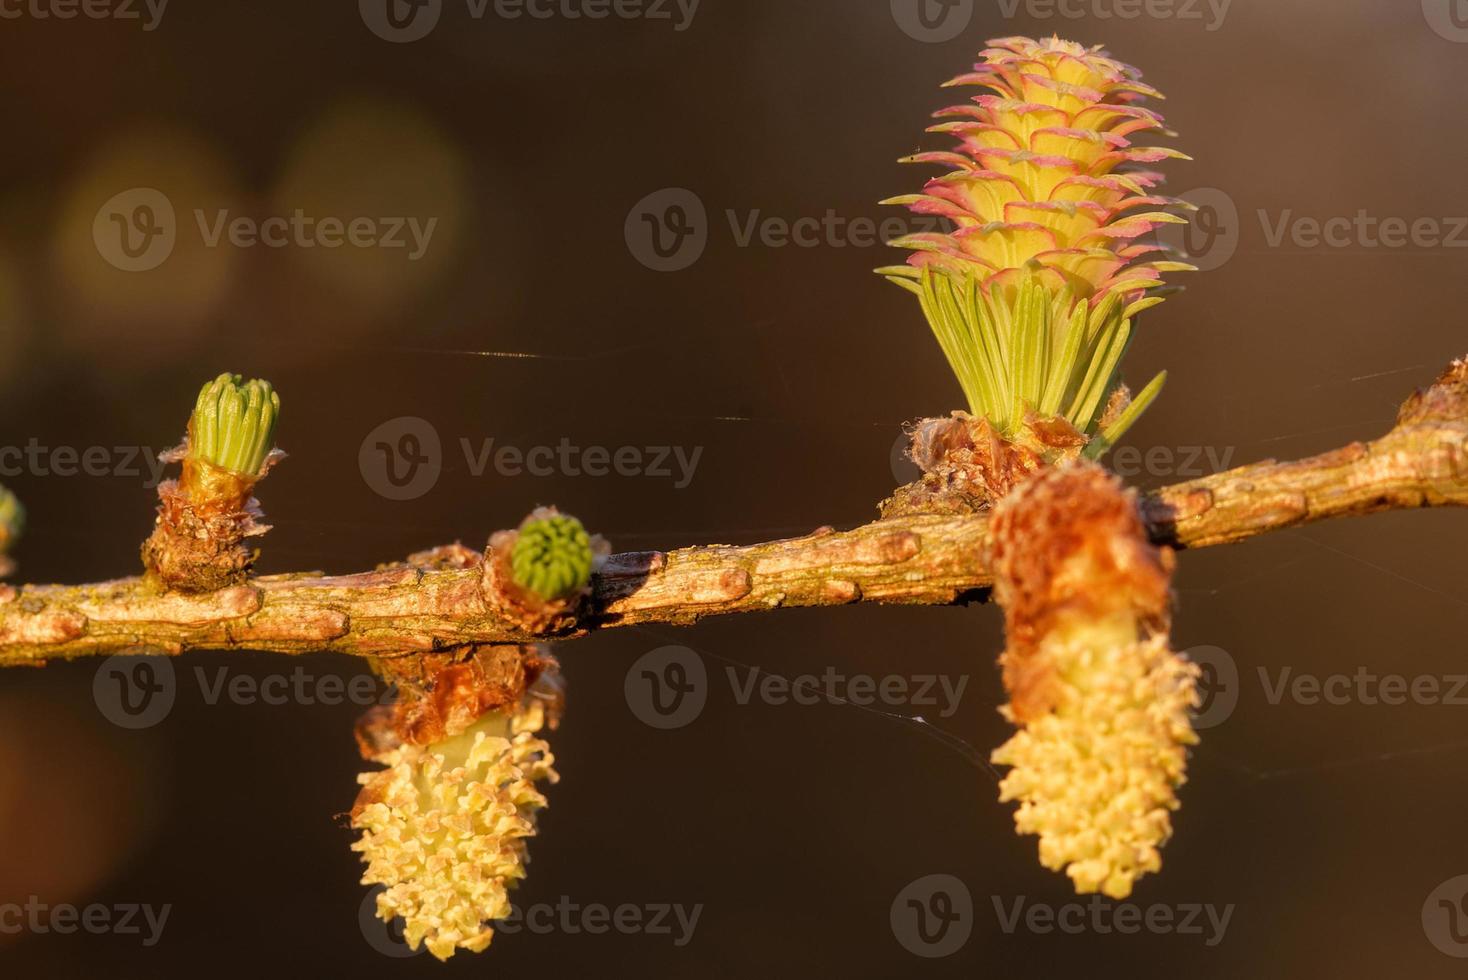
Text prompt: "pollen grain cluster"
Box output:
[[352, 696, 559, 960], [991, 633, 1198, 899]]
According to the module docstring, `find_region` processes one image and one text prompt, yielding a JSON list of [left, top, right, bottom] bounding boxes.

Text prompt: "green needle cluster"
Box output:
[[189, 373, 281, 477], [906, 269, 1167, 454], [510, 514, 593, 602]]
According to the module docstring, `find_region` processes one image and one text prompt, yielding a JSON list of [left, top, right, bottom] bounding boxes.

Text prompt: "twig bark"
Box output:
[[0, 360, 1463, 668]]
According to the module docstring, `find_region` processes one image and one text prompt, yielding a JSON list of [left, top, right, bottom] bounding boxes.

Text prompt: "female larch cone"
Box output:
[[880, 36, 1194, 487]]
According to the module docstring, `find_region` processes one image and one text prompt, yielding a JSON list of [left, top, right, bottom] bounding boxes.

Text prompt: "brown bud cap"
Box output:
[[988, 461, 1173, 721], [882, 412, 1089, 518], [356, 645, 562, 759], [140, 449, 284, 593]]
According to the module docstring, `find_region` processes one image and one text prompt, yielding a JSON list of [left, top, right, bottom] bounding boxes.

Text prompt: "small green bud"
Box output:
[[189, 373, 280, 477], [510, 514, 593, 602], [0, 484, 23, 549]]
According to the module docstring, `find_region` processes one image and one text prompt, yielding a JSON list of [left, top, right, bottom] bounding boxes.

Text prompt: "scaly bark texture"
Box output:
[[0, 361, 1463, 669]]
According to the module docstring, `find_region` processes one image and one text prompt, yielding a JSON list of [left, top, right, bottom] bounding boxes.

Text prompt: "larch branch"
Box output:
[[0, 360, 1463, 668]]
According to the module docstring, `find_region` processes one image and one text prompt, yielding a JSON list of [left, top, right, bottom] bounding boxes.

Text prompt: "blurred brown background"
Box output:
[[2, 0, 1467, 976]]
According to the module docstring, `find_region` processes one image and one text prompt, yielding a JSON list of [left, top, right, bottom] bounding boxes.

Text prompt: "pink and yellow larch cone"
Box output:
[[880, 36, 1195, 449]]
